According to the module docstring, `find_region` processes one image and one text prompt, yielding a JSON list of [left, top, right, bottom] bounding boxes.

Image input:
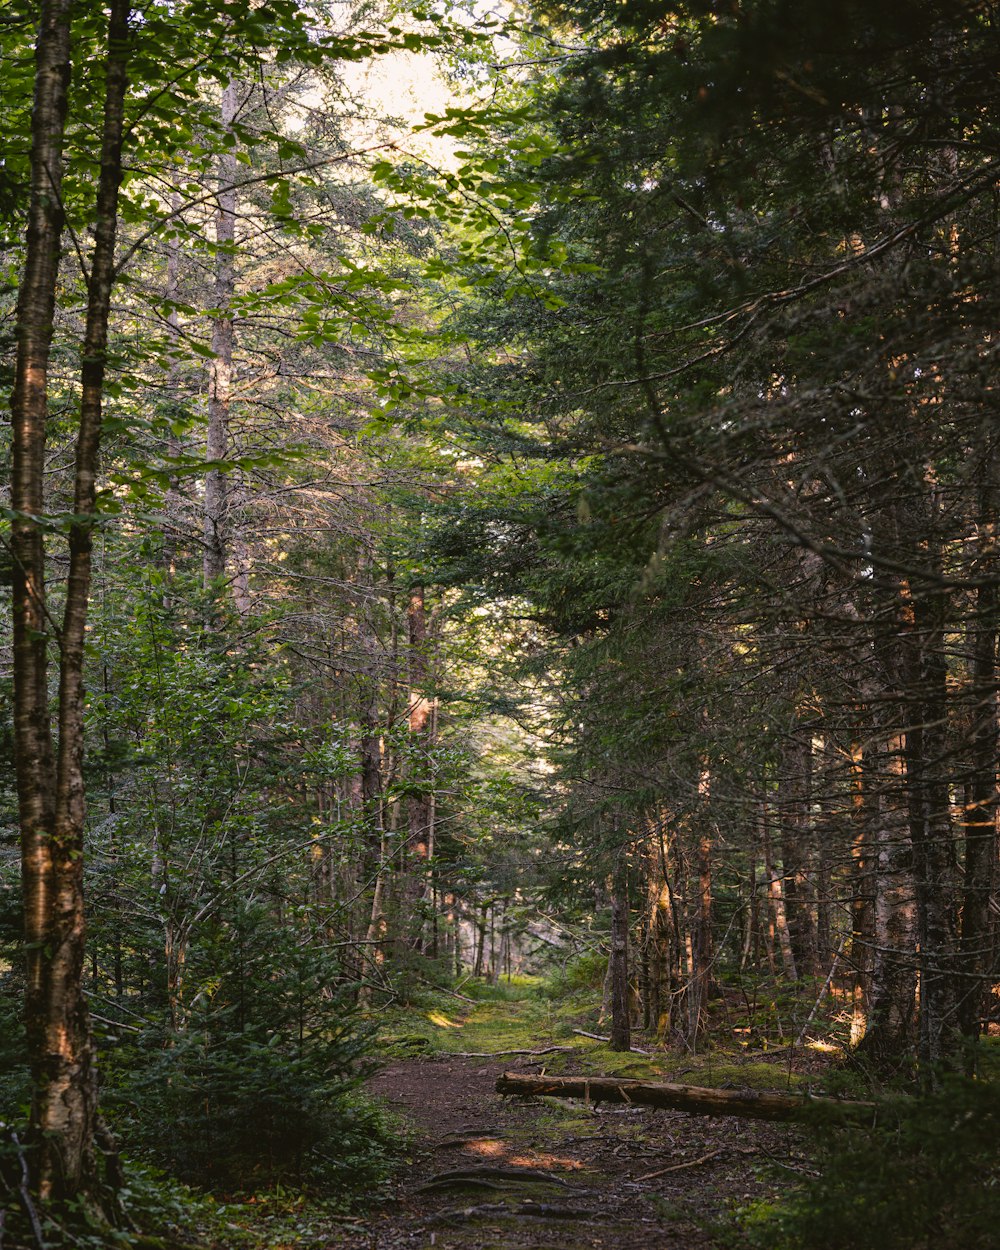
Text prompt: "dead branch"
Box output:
[[571, 1029, 653, 1055], [452, 1046, 571, 1058], [634, 1148, 724, 1181]]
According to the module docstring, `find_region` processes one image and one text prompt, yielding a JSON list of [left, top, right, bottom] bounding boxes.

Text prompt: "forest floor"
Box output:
[[315, 980, 836, 1250]]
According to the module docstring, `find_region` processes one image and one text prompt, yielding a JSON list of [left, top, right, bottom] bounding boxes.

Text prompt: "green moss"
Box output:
[[678, 1061, 804, 1091]]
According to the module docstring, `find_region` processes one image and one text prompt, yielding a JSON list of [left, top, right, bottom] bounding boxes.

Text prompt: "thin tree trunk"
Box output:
[[688, 809, 714, 1046], [955, 465, 995, 1050], [906, 572, 960, 1072], [780, 727, 818, 976], [740, 854, 756, 973], [856, 732, 917, 1064], [848, 736, 875, 1046], [761, 800, 797, 981], [609, 846, 631, 1052], [406, 586, 433, 947], [813, 734, 833, 969], [203, 79, 238, 595], [161, 187, 185, 576], [474, 900, 488, 978], [959, 527, 998, 1049]]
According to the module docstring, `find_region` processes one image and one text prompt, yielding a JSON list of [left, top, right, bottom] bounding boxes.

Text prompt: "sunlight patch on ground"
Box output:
[[458, 1140, 584, 1170], [426, 1011, 463, 1028], [509, 1153, 584, 1171], [463, 1139, 506, 1157]]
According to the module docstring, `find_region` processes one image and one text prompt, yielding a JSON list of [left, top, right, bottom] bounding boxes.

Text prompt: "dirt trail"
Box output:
[[334, 1053, 803, 1249]]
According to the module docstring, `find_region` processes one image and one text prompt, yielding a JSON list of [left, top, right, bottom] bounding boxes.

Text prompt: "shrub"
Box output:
[[108, 1018, 384, 1191], [750, 1076, 1000, 1250], [103, 915, 389, 1193], [544, 948, 607, 998]]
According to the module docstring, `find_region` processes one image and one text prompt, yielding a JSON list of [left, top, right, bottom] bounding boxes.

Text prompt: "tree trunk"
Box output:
[[856, 731, 917, 1065], [780, 727, 818, 976], [905, 571, 960, 1072], [959, 513, 998, 1050], [474, 899, 488, 978], [761, 800, 797, 980], [203, 79, 238, 595], [848, 736, 875, 1046], [608, 847, 631, 1052], [12, 0, 130, 1199], [162, 187, 185, 576], [687, 821, 713, 1048], [405, 586, 434, 947]]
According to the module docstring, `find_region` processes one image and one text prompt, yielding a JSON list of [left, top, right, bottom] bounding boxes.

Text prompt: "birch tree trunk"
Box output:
[[761, 800, 797, 981], [203, 79, 239, 598], [405, 586, 434, 947], [12, 0, 130, 1199]]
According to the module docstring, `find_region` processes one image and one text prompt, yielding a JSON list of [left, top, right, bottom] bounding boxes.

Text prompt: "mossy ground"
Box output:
[[377, 976, 811, 1090]]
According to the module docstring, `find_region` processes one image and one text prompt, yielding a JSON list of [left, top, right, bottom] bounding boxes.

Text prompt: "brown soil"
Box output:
[[329, 1053, 806, 1250]]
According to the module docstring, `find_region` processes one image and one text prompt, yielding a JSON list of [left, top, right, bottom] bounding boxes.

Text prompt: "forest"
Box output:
[[1, 1, 999, 1247]]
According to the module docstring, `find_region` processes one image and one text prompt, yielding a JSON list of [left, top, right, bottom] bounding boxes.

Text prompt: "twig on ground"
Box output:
[[634, 1148, 724, 1181], [452, 1046, 571, 1058]]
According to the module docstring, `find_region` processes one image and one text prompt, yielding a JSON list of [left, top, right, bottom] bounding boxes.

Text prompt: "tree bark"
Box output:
[[905, 570, 960, 1072]]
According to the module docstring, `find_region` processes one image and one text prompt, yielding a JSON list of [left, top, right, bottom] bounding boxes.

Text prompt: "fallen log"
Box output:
[[495, 1072, 875, 1123]]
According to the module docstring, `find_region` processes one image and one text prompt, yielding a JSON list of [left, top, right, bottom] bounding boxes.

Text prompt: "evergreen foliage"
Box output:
[[753, 1076, 1000, 1250]]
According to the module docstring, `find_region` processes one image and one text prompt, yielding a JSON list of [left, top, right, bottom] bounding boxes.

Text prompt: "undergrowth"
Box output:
[[741, 1074, 1000, 1250]]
